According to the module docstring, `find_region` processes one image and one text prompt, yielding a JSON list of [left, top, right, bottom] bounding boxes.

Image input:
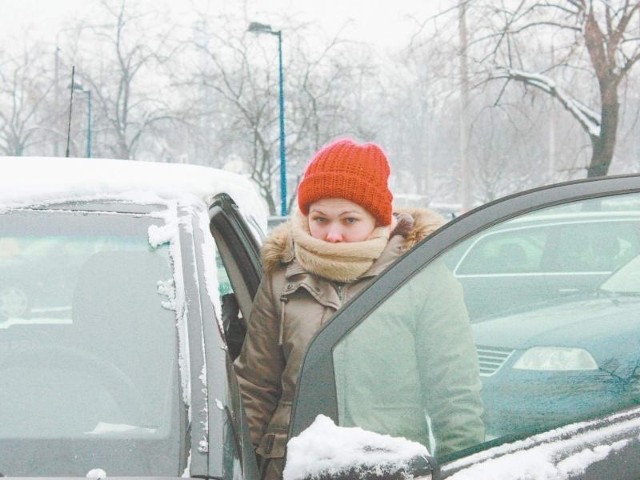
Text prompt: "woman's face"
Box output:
[[308, 198, 377, 243]]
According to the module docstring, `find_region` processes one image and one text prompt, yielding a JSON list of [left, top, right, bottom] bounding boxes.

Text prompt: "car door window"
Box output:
[[550, 222, 640, 272], [451, 208, 640, 320], [332, 259, 483, 459], [322, 192, 640, 463], [456, 229, 547, 274]]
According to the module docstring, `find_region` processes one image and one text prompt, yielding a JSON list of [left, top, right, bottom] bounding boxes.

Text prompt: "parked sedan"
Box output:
[[475, 252, 640, 440]]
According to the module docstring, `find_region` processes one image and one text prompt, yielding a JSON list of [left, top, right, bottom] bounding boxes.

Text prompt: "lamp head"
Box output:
[[248, 22, 273, 34]]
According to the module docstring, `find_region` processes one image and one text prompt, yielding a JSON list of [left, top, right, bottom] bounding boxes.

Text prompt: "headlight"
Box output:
[[513, 347, 598, 371]]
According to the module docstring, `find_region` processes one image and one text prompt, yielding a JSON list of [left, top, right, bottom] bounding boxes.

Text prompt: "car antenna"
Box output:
[[65, 65, 76, 158]]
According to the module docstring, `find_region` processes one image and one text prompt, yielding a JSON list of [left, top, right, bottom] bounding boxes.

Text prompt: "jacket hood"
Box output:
[[261, 207, 446, 274]]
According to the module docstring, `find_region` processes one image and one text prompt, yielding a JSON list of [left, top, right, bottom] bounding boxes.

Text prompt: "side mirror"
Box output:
[[284, 415, 437, 480]]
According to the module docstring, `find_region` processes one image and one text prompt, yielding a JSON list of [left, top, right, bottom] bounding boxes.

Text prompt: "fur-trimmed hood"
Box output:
[[261, 207, 446, 274]]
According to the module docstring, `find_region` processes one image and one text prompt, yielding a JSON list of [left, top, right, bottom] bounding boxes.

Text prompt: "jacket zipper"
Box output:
[[278, 295, 289, 346]]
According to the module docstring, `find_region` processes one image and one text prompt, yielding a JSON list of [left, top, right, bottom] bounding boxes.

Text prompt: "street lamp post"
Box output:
[[78, 89, 92, 158], [85, 90, 92, 158], [70, 82, 92, 158], [248, 21, 287, 216]]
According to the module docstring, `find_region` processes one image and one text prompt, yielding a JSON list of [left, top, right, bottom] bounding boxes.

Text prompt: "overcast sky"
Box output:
[[2, 0, 447, 49]]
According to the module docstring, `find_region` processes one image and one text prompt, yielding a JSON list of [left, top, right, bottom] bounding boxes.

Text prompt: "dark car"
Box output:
[[5, 157, 640, 480], [289, 175, 640, 480], [475, 252, 640, 440]]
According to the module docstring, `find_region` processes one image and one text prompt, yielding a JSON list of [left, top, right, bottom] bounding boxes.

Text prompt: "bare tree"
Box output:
[[0, 45, 56, 156], [476, 0, 640, 177], [186, 13, 383, 215], [185, 16, 282, 214], [69, 0, 182, 159], [285, 29, 385, 194]]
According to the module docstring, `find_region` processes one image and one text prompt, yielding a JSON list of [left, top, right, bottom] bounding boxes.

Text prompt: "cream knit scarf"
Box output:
[[291, 211, 391, 283]]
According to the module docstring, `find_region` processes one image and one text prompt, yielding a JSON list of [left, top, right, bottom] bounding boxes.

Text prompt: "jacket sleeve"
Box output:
[[415, 260, 485, 457], [233, 273, 286, 447]]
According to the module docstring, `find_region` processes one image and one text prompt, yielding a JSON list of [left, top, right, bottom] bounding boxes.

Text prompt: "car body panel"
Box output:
[[290, 174, 640, 479], [441, 407, 640, 479], [473, 296, 640, 350]]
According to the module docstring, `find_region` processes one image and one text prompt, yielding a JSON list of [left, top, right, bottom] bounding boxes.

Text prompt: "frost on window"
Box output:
[[0, 209, 181, 473]]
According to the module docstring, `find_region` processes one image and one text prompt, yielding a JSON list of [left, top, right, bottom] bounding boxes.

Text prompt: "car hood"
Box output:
[[472, 294, 640, 351]]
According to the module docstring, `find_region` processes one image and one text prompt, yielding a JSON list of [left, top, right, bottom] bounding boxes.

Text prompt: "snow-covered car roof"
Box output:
[[0, 156, 268, 230]]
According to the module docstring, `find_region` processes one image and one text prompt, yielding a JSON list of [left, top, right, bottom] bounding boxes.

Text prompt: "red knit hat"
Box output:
[[297, 138, 393, 225]]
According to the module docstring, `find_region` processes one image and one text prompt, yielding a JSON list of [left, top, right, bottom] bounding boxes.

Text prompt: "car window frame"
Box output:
[[289, 173, 640, 477], [209, 193, 263, 319], [171, 203, 210, 477], [167, 196, 263, 479], [204, 194, 262, 479]]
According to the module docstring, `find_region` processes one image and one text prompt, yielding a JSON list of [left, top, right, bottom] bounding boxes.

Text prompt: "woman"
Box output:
[[234, 138, 483, 479]]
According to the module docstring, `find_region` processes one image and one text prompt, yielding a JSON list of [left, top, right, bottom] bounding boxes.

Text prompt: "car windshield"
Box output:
[[0, 208, 183, 476]]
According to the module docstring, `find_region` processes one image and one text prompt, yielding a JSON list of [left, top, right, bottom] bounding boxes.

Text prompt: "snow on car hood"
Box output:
[[472, 295, 640, 350]]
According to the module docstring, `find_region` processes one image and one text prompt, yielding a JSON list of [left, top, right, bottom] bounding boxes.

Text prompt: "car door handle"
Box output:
[[558, 288, 580, 294]]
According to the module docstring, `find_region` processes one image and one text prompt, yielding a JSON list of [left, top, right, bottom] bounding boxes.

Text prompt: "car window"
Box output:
[[456, 220, 640, 276], [203, 199, 263, 478], [549, 222, 640, 272], [328, 192, 640, 463], [0, 209, 183, 475], [456, 228, 547, 274], [215, 249, 247, 360], [449, 207, 640, 320]]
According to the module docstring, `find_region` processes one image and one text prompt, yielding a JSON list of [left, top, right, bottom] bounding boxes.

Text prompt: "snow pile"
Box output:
[[445, 411, 640, 479], [448, 438, 628, 480], [283, 415, 431, 480]]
